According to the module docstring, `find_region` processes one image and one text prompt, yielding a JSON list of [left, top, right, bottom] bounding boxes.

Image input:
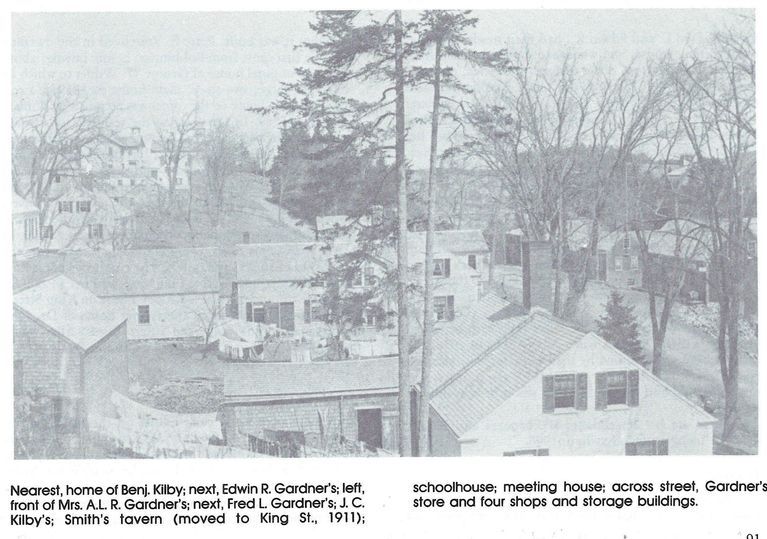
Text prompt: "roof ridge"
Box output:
[[431, 314, 537, 398]]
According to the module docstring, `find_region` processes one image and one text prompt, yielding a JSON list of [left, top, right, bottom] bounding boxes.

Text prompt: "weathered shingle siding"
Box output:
[[82, 322, 129, 416], [224, 393, 398, 452], [13, 307, 83, 397]]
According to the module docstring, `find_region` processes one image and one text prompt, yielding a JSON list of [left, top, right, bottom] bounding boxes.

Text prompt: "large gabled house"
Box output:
[[13, 275, 129, 456], [410, 293, 715, 456], [42, 183, 134, 251], [62, 248, 221, 340]]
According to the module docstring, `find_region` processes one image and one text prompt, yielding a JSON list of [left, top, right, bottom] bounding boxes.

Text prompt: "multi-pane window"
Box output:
[[626, 440, 668, 455], [76, 200, 91, 213], [468, 254, 477, 270], [353, 265, 375, 287], [433, 258, 451, 277], [542, 373, 588, 413], [503, 448, 549, 456], [41, 225, 53, 239], [88, 223, 104, 239], [58, 201, 73, 213], [595, 370, 639, 409], [434, 295, 455, 321], [623, 234, 631, 252], [303, 298, 324, 324], [137, 305, 150, 324]]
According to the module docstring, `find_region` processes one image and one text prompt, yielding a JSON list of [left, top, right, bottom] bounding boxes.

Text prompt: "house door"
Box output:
[[279, 302, 295, 331], [357, 408, 383, 449], [597, 251, 608, 282], [506, 234, 522, 266]]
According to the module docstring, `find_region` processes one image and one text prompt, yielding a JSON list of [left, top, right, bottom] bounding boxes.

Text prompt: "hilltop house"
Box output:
[[83, 127, 146, 175], [62, 248, 220, 340], [42, 184, 134, 251], [146, 136, 204, 192], [13, 275, 128, 456], [220, 356, 399, 454], [13, 193, 41, 258], [410, 241, 716, 456]]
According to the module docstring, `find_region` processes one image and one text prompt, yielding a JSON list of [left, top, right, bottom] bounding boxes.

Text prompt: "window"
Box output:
[[310, 277, 326, 288], [53, 174, 62, 183], [363, 309, 378, 328], [23, 218, 38, 240], [88, 223, 104, 239], [151, 169, 158, 179], [627, 278, 636, 287], [468, 254, 477, 270], [433, 258, 451, 277], [76, 200, 91, 213], [434, 296, 455, 321], [623, 254, 632, 270], [130, 178, 136, 186], [58, 201, 73, 213], [353, 265, 375, 287], [242, 232, 250, 244], [303, 298, 324, 324], [623, 234, 631, 252], [247, 303, 266, 324], [117, 178, 123, 186], [595, 370, 639, 409], [41, 225, 53, 239], [137, 305, 150, 324], [626, 440, 668, 456], [542, 373, 588, 412], [503, 449, 549, 456]]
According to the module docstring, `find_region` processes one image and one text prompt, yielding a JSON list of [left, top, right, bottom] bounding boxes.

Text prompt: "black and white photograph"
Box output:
[[11, 8, 756, 460]]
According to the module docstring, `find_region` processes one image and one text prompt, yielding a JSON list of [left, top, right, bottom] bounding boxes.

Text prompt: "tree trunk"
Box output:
[[394, 10, 411, 457], [418, 37, 442, 457]]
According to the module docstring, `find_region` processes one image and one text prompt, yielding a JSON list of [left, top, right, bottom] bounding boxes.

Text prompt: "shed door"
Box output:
[[357, 408, 383, 449]]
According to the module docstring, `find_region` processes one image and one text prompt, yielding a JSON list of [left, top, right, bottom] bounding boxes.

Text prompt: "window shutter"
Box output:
[[595, 372, 608, 410], [245, 302, 253, 322], [304, 300, 311, 323], [542, 376, 555, 413], [576, 373, 588, 410], [625, 442, 637, 456], [447, 296, 455, 321], [266, 302, 279, 326], [628, 370, 640, 407], [657, 439, 668, 455], [444, 258, 451, 277]]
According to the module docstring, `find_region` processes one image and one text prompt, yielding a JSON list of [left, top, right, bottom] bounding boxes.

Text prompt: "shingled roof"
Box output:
[[14, 275, 126, 351], [223, 355, 398, 403], [64, 247, 219, 297], [429, 311, 584, 436]]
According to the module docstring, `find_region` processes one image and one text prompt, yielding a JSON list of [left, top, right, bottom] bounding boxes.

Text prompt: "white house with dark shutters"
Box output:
[[411, 240, 715, 457], [413, 294, 715, 456]]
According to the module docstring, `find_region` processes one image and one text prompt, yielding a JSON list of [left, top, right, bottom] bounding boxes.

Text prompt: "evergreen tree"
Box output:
[[597, 291, 644, 364]]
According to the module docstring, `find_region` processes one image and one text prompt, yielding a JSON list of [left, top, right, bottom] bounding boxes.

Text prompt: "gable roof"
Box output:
[[645, 220, 710, 261], [102, 132, 144, 149], [64, 247, 220, 297], [236, 242, 332, 283], [14, 275, 126, 351], [429, 310, 584, 436], [408, 229, 489, 257], [223, 355, 398, 403], [410, 293, 528, 386]]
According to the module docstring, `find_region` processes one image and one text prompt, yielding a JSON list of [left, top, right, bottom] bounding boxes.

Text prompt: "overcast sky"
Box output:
[[12, 9, 749, 167]]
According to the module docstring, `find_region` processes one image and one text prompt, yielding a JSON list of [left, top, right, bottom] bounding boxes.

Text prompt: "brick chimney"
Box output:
[[522, 240, 553, 312]]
